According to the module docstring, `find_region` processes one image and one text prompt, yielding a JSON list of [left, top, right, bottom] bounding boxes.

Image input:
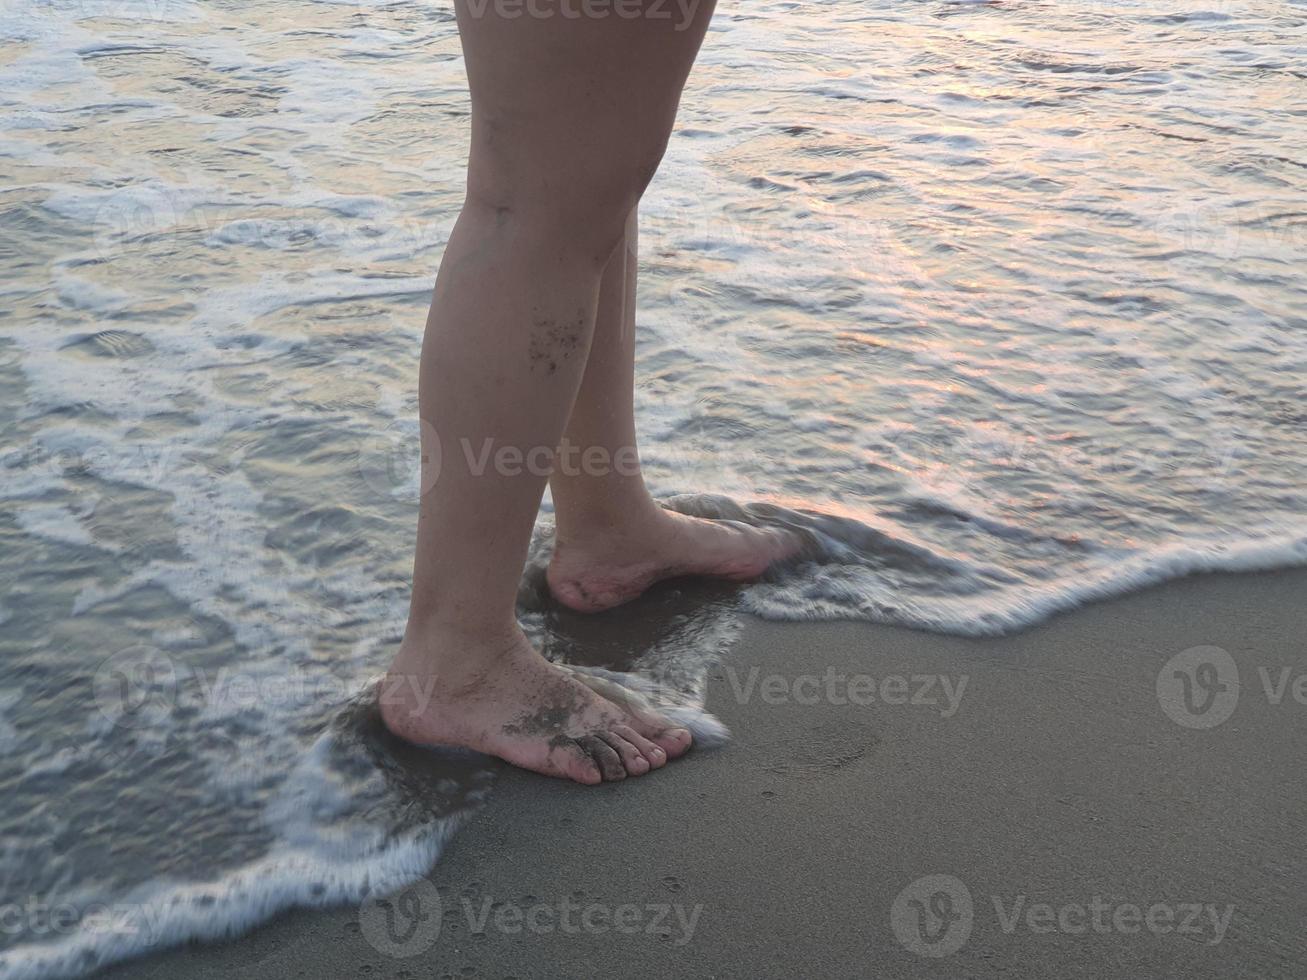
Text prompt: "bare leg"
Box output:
[[547, 213, 801, 613], [382, 0, 719, 783]]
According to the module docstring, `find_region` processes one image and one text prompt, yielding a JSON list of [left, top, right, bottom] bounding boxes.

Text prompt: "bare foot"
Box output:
[[547, 507, 802, 613], [379, 631, 692, 785]]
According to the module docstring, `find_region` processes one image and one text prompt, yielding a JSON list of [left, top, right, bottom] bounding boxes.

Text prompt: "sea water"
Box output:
[[1, 0, 1304, 975]]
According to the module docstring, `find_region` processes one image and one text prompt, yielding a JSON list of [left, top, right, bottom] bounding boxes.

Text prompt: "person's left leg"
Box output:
[[547, 209, 800, 614], [383, 0, 723, 784]]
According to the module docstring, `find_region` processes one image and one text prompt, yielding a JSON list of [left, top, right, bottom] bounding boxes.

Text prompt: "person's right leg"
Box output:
[[381, 0, 717, 784], [548, 209, 801, 613]]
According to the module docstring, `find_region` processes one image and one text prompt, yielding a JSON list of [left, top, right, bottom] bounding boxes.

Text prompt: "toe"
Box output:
[[628, 721, 692, 759], [562, 671, 692, 760], [598, 730, 651, 775], [653, 726, 693, 758], [620, 710, 693, 759], [575, 734, 626, 782], [611, 724, 666, 770], [548, 739, 603, 785]]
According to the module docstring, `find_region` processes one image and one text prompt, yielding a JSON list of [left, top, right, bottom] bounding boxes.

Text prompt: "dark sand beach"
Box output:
[[93, 567, 1307, 980]]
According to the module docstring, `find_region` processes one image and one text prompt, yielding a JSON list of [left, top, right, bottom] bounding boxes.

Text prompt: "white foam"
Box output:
[[744, 526, 1307, 636], [13, 503, 98, 549], [562, 665, 732, 748], [0, 719, 477, 980], [0, 825, 458, 980]]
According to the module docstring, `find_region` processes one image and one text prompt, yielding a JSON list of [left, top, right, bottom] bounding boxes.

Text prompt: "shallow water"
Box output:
[[1, 0, 1305, 975]]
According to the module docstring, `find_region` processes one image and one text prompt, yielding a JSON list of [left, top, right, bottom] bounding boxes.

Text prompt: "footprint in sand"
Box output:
[[756, 721, 880, 779]]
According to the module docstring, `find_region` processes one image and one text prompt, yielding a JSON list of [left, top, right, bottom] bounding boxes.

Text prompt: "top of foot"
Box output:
[[547, 508, 802, 614], [380, 633, 693, 785]]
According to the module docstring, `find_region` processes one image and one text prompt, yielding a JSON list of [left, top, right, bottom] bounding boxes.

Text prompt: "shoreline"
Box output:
[[88, 565, 1307, 979]]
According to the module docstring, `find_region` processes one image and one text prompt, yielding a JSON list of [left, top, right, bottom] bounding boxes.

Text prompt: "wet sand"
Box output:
[[94, 567, 1307, 979]]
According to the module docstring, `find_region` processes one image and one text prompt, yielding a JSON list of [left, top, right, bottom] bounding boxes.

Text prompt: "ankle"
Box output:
[[381, 634, 524, 736], [553, 495, 666, 550], [392, 618, 520, 684]]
